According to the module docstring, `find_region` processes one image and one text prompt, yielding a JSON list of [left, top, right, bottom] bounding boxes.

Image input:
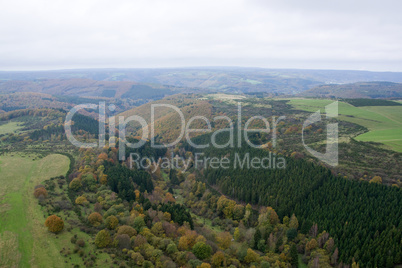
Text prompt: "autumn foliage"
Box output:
[[105, 215, 119, 229], [45, 215, 64, 233], [95, 229, 112, 248], [117, 225, 137, 237], [369, 176, 382, 184], [69, 178, 82, 191], [88, 212, 103, 226], [75, 195, 88, 205], [34, 187, 48, 198]]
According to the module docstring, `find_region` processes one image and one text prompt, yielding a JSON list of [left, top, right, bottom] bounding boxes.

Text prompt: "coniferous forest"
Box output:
[[186, 131, 402, 267]]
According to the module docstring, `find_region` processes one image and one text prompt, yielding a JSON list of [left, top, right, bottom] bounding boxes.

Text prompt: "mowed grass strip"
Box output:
[[287, 98, 402, 152], [0, 153, 69, 267]]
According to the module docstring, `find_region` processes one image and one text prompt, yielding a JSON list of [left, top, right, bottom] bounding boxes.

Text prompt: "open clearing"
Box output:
[[0, 121, 25, 135], [287, 99, 402, 152], [0, 153, 69, 267], [205, 93, 246, 100]]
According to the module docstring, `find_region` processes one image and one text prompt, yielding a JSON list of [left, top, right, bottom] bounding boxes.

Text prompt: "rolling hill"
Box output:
[[0, 78, 178, 100], [118, 94, 216, 143], [299, 81, 402, 98], [2, 68, 402, 96]]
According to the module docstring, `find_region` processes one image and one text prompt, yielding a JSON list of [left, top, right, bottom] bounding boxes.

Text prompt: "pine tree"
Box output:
[[253, 228, 261, 249], [290, 244, 298, 267]]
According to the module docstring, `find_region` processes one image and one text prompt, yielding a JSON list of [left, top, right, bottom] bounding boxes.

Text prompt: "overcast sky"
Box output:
[[1, 0, 401, 71]]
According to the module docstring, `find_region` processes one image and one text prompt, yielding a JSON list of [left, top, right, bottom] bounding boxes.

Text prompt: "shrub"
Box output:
[[55, 200, 72, 210], [88, 212, 103, 226], [369, 176, 382, 184], [76, 239, 85, 247], [34, 187, 48, 198], [45, 215, 64, 233]]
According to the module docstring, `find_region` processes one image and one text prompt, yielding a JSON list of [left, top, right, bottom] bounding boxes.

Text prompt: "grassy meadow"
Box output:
[[0, 121, 25, 135], [287, 98, 402, 152], [0, 153, 69, 267]]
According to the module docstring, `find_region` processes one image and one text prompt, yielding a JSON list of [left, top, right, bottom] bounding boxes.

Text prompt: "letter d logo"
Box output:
[[302, 101, 338, 167]]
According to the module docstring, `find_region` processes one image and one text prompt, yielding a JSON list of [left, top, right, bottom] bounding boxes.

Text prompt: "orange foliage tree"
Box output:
[[45, 215, 64, 233], [34, 187, 48, 198], [88, 212, 103, 226]]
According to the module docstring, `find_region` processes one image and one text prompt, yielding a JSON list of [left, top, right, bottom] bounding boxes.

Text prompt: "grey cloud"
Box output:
[[0, 0, 401, 71]]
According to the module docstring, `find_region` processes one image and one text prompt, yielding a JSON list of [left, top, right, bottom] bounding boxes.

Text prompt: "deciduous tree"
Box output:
[[117, 225, 137, 237], [211, 251, 226, 267], [69, 178, 82, 191], [216, 232, 232, 250], [45, 215, 64, 233], [192, 242, 212, 260], [244, 248, 259, 264], [95, 229, 112, 248], [105, 215, 119, 230], [34, 187, 47, 198], [88, 212, 103, 226]]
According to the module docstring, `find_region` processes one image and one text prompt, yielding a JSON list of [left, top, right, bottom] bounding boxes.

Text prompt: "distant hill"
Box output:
[[2, 68, 402, 95], [0, 92, 70, 113], [298, 81, 402, 98], [0, 78, 178, 99]]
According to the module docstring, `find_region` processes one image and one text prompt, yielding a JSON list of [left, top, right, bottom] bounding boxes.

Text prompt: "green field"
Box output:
[[0, 153, 70, 267], [287, 99, 402, 152], [0, 121, 25, 135]]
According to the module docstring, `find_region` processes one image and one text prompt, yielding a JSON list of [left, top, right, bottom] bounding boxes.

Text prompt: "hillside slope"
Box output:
[[0, 78, 177, 99], [118, 94, 216, 143], [299, 81, 402, 98]]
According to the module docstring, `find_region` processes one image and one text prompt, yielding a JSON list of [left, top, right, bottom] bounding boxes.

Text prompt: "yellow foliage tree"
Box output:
[[100, 174, 107, 185], [69, 178, 82, 191], [306, 239, 318, 251], [105, 215, 119, 229], [244, 248, 259, 264], [178, 236, 189, 250], [211, 251, 226, 267], [197, 263, 211, 268], [216, 232, 232, 250], [369, 176, 382, 184], [75, 195, 88, 205], [234, 227, 241, 241]]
